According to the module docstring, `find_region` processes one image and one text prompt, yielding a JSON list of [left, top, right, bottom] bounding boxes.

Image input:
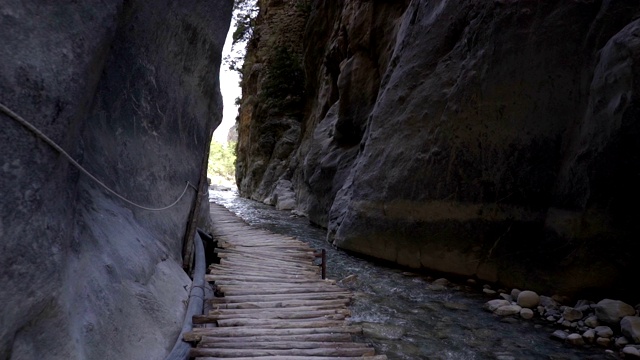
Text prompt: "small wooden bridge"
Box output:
[[183, 203, 386, 360]]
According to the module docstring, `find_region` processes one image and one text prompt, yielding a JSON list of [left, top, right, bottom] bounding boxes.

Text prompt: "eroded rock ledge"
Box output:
[[236, 0, 640, 300]]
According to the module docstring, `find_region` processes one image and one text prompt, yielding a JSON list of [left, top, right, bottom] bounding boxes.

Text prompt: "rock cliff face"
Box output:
[[236, 0, 640, 299], [0, 1, 232, 359]]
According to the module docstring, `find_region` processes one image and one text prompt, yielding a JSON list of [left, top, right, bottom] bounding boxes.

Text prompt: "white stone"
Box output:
[[517, 290, 540, 308], [595, 325, 614, 338], [520, 308, 534, 320], [500, 293, 512, 302], [595, 299, 635, 324], [495, 304, 522, 316], [484, 299, 511, 312], [566, 333, 585, 346], [621, 316, 640, 343]]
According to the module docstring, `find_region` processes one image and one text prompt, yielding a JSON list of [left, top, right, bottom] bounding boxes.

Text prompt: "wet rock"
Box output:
[[339, 274, 358, 285], [432, 278, 449, 286], [500, 293, 513, 302], [621, 316, 640, 343], [563, 307, 583, 322], [546, 316, 556, 322], [510, 288, 521, 299], [583, 329, 596, 343], [466, 278, 477, 285], [616, 336, 630, 347], [483, 288, 497, 295], [595, 299, 635, 324], [537, 306, 546, 316], [495, 305, 522, 316], [623, 346, 640, 358], [595, 326, 614, 338], [596, 337, 612, 347], [500, 317, 519, 324], [561, 320, 572, 328], [585, 315, 599, 328], [551, 330, 568, 341], [362, 322, 405, 340], [566, 333, 585, 346], [520, 308, 534, 320], [484, 299, 511, 312], [517, 291, 540, 308], [540, 296, 560, 310]]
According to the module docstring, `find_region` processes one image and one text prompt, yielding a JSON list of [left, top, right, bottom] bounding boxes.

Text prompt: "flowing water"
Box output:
[[209, 189, 612, 360]]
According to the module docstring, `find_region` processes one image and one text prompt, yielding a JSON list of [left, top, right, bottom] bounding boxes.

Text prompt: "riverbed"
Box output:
[[209, 189, 611, 360]]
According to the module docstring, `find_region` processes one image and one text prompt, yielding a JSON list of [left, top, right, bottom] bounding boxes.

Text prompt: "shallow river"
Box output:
[[209, 189, 611, 360]]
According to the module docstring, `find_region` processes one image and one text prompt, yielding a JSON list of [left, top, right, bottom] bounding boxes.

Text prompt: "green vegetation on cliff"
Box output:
[[208, 141, 236, 184]]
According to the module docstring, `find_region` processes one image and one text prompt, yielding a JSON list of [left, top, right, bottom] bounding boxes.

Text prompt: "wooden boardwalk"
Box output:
[[184, 203, 386, 360]]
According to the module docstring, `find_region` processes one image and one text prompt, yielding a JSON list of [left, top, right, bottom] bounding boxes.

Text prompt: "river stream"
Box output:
[[209, 189, 611, 360]]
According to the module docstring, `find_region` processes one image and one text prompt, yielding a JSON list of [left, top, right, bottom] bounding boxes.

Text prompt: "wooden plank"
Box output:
[[197, 341, 367, 349], [189, 347, 375, 358], [209, 299, 350, 309], [210, 293, 351, 303], [184, 326, 362, 341], [215, 319, 346, 328], [194, 355, 388, 360], [198, 333, 354, 344]]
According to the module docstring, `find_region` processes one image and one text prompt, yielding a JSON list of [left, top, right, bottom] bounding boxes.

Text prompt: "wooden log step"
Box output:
[[218, 252, 315, 265], [215, 247, 315, 257], [197, 312, 349, 323], [215, 319, 345, 328], [198, 333, 354, 344], [218, 258, 317, 272], [208, 306, 350, 315], [184, 326, 363, 341], [197, 341, 367, 349], [194, 311, 348, 323], [207, 268, 318, 278], [210, 264, 318, 274], [206, 275, 328, 283], [209, 299, 350, 309], [217, 287, 345, 295], [210, 293, 352, 303], [194, 356, 388, 360], [189, 347, 375, 358], [212, 279, 337, 286]]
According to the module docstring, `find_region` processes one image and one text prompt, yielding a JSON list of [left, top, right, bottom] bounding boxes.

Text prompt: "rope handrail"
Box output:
[[0, 102, 196, 211]]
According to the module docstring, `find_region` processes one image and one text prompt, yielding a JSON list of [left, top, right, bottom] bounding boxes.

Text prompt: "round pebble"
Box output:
[[517, 290, 540, 308], [566, 333, 585, 346], [520, 308, 534, 320]]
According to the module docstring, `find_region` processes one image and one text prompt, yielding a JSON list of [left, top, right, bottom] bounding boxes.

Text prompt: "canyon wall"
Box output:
[[0, 1, 232, 359], [236, 0, 640, 300]]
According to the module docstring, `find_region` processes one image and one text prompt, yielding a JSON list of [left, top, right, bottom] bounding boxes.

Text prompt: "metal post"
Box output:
[[321, 249, 326, 280]]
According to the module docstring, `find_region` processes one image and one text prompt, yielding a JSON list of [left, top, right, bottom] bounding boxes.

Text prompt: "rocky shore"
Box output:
[[481, 286, 640, 358]]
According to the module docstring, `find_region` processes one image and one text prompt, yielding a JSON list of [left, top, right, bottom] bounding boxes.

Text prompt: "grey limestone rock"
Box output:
[[621, 316, 640, 343], [0, 1, 232, 359], [596, 299, 636, 324]]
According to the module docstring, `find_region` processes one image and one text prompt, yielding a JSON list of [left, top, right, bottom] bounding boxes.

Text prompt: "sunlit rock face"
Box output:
[[236, 1, 640, 300], [0, 1, 232, 358]]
